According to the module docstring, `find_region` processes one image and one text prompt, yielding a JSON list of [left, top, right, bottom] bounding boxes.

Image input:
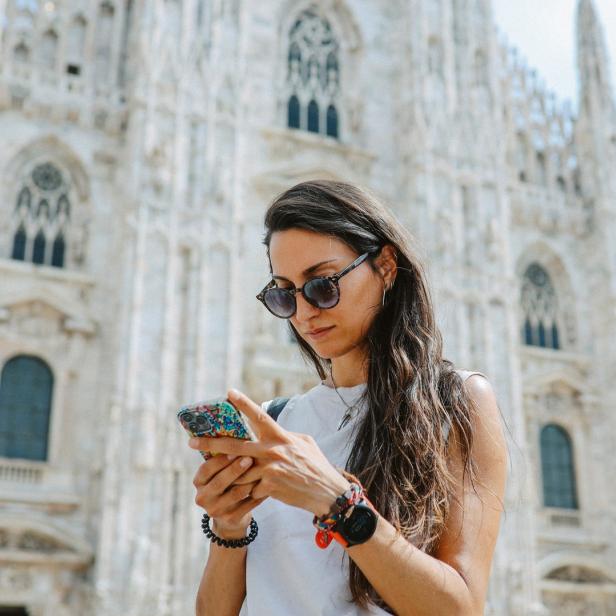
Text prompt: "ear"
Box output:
[[375, 244, 398, 289]]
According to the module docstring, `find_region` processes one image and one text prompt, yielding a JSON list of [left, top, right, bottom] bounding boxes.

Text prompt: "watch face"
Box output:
[[341, 503, 377, 544]]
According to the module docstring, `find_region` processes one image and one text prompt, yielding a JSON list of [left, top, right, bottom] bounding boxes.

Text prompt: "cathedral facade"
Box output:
[[0, 0, 615, 614]]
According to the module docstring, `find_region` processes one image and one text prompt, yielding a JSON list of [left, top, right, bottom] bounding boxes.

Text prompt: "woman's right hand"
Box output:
[[193, 454, 267, 539]]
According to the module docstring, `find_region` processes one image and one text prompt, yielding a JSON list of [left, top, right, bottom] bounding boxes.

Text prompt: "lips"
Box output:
[[308, 326, 332, 334], [305, 326, 335, 339]]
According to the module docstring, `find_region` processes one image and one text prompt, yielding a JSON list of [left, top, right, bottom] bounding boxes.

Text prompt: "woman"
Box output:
[[189, 180, 508, 615]]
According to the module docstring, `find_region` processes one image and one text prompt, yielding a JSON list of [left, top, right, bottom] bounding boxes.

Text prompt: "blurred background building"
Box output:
[[0, 0, 615, 614]]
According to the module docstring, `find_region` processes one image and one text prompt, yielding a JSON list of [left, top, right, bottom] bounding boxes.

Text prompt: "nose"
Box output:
[[294, 290, 320, 323]]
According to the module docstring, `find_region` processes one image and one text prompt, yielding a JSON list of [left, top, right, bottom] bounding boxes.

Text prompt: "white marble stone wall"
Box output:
[[0, 0, 615, 614]]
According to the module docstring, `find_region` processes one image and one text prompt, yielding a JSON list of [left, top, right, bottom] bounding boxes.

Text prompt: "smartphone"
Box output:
[[177, 398, 256, 461]]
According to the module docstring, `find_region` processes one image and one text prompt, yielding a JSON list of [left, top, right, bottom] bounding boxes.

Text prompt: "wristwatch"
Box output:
[[331, 499, 378, 548]]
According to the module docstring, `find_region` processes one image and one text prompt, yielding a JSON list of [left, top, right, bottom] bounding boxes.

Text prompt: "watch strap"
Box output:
[[331, 498, 378, 548]]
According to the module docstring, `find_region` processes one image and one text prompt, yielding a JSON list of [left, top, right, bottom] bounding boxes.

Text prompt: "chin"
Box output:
[[313, 342, 355, 361], [306, 339, 337, 359]]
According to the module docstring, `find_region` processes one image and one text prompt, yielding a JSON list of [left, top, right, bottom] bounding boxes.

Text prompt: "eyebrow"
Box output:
[[272, 258, 339, 282]]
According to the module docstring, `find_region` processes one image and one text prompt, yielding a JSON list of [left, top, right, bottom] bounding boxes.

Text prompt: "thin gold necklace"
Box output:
[[329, 364, 361, 431]]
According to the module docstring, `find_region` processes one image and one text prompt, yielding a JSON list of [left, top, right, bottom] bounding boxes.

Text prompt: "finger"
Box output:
[[192, 456, 234, 487], [199, 484, 264, 520], [208, 456, 256, 496], [188, 436, 263, 457], [226, 465, 262, 487], [226, 495, 268, 520], [219, 481, 259, 507], [228, 388, 285, 439], [250, 481, 268, 501]]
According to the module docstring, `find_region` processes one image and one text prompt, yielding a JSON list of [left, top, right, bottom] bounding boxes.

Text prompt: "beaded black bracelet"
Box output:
[[201, 513, 258, 548]]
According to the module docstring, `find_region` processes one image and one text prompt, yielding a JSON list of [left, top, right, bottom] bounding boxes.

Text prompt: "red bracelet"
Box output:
[[312, 471, 376, 549]]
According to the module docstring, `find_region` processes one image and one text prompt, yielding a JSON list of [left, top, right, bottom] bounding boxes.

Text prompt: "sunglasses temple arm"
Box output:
[[334, 252, 370, 281]]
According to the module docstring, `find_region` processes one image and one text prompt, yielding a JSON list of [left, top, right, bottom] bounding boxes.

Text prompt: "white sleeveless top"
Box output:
[[239, 370, 486, 616]]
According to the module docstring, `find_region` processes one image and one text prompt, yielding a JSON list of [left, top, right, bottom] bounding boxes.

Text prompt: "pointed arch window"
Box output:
[[39, 30, 59, 70], [10, 162, 72, 268], [536, 151, 548, 186], [540, 424, 578, 509], [285, 8, 341, 139], [288, 95, 300, 129], [12, 225, 27, 260], [307, 100, 319, 133], [326, 105, 338, 138], [51, 233, 65, 267], [95, 2, 115, 85], [32, 230, 46, 264], [521, 263, 560, 349], [14, 42, 30, 64], [0, 356, 53, 461]]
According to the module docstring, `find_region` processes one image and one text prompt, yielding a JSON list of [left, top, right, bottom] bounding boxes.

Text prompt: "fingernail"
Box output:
[[228, 388, 239, 400], [239, 457, 252, 468], [227, 454, 237, 461]]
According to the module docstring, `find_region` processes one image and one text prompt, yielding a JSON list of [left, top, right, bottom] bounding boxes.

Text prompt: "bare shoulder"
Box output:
[[456, 374, 508, 494], [463, 374, 508, 458], [432, 373, 508, 613]]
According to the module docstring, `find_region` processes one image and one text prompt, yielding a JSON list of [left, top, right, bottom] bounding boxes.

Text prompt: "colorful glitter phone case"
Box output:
[[177, 398, 255, 461]]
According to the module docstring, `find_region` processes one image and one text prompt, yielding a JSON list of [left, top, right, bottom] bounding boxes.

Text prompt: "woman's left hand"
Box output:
[[188, 389, 352, 517]]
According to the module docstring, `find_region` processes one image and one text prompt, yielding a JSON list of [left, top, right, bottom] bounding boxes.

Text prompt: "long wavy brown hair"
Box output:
[[263, 179, 489, 612]]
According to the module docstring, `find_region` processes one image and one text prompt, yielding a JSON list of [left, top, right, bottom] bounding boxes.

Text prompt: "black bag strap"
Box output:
[[266, 397, 290, 422]]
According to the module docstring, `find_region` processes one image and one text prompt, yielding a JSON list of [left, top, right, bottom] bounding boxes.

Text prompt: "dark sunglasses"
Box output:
[[256, 252, 373, 319]]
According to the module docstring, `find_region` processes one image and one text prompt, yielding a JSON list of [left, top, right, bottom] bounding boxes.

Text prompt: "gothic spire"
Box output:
[[576, 0, 614, 115]]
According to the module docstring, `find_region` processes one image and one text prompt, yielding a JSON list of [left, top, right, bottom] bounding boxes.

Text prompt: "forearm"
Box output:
[[196, 524, 248, 616], [345, 515, 475, 616]]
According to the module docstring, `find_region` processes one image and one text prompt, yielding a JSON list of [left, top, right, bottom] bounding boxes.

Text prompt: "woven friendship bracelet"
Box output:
[[313, 482, 364, 532], [201, 513, 258, 548]]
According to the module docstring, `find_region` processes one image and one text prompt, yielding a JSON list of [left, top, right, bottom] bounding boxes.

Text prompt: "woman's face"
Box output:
[[268, 228, 394, 360]]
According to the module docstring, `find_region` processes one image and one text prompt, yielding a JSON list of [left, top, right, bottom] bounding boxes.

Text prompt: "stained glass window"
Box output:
[[326, 105, 338, 138], [12, 226, 27, 260], [10, 162, 71, 268], [288, 95, 300, 129], [540, 424, 578, 509], [51, 233, 65, 268], [307, 100, 319, 133], [285, 9, 340, 139], [0, 356, 53, 461], [521, 263, 560, 349], [32, 230, 46, 264]]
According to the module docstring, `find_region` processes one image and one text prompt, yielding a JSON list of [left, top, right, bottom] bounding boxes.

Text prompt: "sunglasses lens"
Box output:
[[263, 288, 296, 318], [304, 278, 339, 309]]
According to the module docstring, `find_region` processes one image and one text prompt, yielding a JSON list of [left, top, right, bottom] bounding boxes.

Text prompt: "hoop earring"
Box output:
[[382, 283, 390, 307]]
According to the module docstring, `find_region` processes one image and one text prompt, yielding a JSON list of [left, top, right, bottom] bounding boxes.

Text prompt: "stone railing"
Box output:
[[0, 458, 45, 485], [0, 457, 80, 510]]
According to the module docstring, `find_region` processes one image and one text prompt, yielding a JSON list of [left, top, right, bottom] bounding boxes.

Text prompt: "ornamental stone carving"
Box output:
[[10, 301, 63, 338], [547, 565, 612, 584], [18, 531, 66, 553], [542, 591, 614, 616], [0, 566, 32, 591]]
